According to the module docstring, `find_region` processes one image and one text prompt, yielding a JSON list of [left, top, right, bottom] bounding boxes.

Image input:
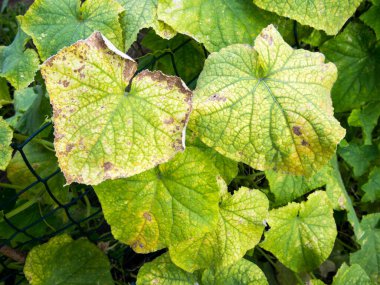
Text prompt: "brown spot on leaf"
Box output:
[[103, 162, 114, 171], [62, 80, 69, 87], [143, 212, 152, 221], [292, 126, 302, 136], [209, 93, 226, 102], [66, 143, 75, 152], [164, 117, 174, 124], [301, 140, 309, 146], [74, 65, 85, 73]]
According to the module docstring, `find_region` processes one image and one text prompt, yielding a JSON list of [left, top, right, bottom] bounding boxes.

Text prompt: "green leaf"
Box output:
[[140, 30, 206, 84], [266, 167, 326, 207], [320, 23, 380, 112], [0, 116, 12, 171], [94, 147, 220, 253], [118, 0, 176, 50], [253, 0, 361, 35], [190, 24, 345, 177], [186, 132, 238, 184], [169, 187, 268, 272], [6, 86, 51, 136], [157, 0, 289, 52], [41, 32, 192, 185], [19, 0, 124, 60], [361, 3, 380, 41], [137, 253, 198, 285], [0, 78, 11, 107], [0, 28, 39, 89], [24, 234, 113, 285], [6, 142, 70, 205], [348, 102, 380, 145], [338, 143, 379, 177], [261, 191, 337, 272], [0, 203, 59, 246], [362, 167, 380, 203], [201, 258, 268, 285], [267, 158, 349, 210], [332, 263, 374, 285], [350, 213, 380, 284]]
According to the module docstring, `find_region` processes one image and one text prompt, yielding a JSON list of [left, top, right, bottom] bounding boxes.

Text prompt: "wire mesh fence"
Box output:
[[0, 35, 200, 284]]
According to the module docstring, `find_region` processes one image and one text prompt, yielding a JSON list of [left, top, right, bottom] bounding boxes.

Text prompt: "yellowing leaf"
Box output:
[[157, 0, 287, 52], [261, 191, 337, 272], [201, 258, 268, 285], [20, 0, 124, 60], [0, 28, 39, 89], [24, 235, 113, 285], [118, 0, 176, 50], [191, 24, 345, 177], [41, 32, 192, 185], [137, 253, 198, 285], [169, 187, 268, 272], [94, 147, 220, 253], [0, 116, 13, 171], [253, 0, 362, 35]]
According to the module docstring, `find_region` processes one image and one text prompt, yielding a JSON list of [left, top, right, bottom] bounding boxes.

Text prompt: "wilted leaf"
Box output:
[[191, 24, 345, 176], [253, 0, 361, 35], [94, 147, 220, 253], [0, 28, 39, 89], [169, 187, 268, 272], [0, 116, 12, 171], [201, 258, 268, 285], [137, 253, 198, 285], [261, 191, 337, 272], [321, 23, 380, 112], [24, 235, 113, 285], [20, 0, 124, 60], [41, 32, 192, 185]]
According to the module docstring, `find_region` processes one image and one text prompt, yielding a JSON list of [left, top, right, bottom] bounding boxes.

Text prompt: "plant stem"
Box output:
[[0, 182, 23, 190], [256, 246, 277, 268], [0, 197, 38, 223], [13, 133, 54, 149]]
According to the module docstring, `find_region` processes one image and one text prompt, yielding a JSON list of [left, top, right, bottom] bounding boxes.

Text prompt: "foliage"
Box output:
[[0, 0, 380, 284]]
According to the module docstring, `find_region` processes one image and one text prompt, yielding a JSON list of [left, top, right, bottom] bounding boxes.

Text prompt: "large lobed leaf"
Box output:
[[41, 32, 192, 185], [157, 0, 288, 52], [190, 24, 345, 177], [320, 23, 380, 112], [20, 0, 125, 60], [94, 147, 220, 253], [261, 191, 337, 272], [0, 28, 39, 89], [24, 235, 113, 285], [253, 0, 362, 35], [169, 187, 268, 272]]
